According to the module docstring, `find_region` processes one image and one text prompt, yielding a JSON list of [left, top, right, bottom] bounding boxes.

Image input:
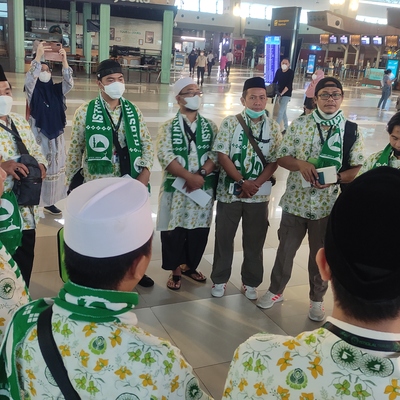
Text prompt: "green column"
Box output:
[[161, 10, 174, 84], [13, 0, 25, 73], [98, 4, 110, 63], [70, 2, 77, 55], [83, 3, 92, 73]]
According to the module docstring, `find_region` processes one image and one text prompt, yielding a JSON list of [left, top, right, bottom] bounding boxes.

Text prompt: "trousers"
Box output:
[[269, 212, 329, 302], [13, 229, 36, 287], [275, 95, 291, 131], [211, 201, 269, 287]]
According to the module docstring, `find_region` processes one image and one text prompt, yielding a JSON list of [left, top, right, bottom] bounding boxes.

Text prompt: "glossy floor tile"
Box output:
[[5, 66, 396, 399]]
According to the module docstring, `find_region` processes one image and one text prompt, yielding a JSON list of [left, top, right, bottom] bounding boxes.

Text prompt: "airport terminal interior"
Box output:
[[5, 64, 394, 399]]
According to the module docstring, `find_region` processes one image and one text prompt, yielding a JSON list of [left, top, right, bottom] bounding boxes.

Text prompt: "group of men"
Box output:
[[0, 57, 400, 399]]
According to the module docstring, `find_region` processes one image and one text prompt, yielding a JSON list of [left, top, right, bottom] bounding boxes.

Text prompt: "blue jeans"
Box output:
[[378, 86, 391, 110], [276, 95, 291, 131]]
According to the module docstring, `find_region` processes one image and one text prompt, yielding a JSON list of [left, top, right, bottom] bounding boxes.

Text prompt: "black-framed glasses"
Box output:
[[179, 90, 203, 97], [318, 93, 342, 100]]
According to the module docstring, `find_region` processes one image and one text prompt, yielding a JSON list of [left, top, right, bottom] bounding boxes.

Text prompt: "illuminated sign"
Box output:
[[264, 36, 281, 84]]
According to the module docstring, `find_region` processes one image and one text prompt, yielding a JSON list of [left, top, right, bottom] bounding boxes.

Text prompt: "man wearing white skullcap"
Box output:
[[66, 58, 155, 288], [0, 177, 212, 400], [156, 77, 218, 290]]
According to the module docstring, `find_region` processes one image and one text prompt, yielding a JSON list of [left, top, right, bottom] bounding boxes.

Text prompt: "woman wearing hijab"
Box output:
[[219, 52, 227, 76], [25, 41, 73, 215], [304, 69, 324, 114]]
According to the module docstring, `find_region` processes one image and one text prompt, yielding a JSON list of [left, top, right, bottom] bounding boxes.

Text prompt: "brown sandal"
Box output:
[[167, 274, 181, 290], [182, 270, 207, 282]]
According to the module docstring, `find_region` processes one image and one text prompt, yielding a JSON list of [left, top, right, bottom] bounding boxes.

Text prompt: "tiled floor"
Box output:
[[6, 66, 395, 399]]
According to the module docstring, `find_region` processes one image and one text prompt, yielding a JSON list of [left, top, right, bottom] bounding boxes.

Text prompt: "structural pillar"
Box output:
[[70, 2, 77, 55], [99, 4, 111, 63], [11, 0, 25, 73], [83, 3, 92, 73], [161, 10, 173, 84]]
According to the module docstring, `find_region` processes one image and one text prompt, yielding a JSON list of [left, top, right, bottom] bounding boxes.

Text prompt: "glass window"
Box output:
[[175, 0, 200, 12]]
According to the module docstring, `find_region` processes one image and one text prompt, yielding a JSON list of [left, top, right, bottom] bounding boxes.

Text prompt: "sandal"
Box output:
[[182, 269, 207, 282], [167, 274, 181, 290]]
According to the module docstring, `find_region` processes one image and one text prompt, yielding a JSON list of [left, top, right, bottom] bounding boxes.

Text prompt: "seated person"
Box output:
[[0, 177, 212, 399], [223, 167, 400, 399]]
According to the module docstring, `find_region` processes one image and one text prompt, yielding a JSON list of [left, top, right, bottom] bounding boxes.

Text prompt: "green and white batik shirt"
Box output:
[[278, 113, 365, 220], [223, 317, 400, 400], [0, 281, 212, 400], [0, 240, 29, 344]]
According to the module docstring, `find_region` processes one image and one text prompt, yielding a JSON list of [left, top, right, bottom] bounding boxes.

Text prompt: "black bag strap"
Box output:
[[0, 120, 29, 155], [37, 306, 81, 400], [236, 114, 268, 168]]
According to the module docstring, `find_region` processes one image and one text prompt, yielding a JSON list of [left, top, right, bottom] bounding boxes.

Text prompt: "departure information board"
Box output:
[[264, 36, 281, 84]]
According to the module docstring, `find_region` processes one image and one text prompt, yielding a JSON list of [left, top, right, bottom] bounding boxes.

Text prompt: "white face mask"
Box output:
[[102, 81, 125, 100], [281, 64, 288, 71], [0, 95, 13, 117], [317, 106, 340, 120], [312, 74, 317, 80], [39, 71, 51, 83], [184, 95, 201, 111]]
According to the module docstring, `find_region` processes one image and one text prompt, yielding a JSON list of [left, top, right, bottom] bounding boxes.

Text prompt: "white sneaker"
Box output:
[[256, 291, 283, 309], [211, 283, 226, 298], [309, 301, 325, 321], [242, 284, 258, 300]]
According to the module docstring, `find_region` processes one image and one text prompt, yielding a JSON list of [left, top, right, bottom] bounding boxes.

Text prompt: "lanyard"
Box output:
[[249, 121, 270, 144], [316, 123, 333, 145], [104, 107, 123, 137], [182, 119, 197, 154], [323, 321, 400, 353]]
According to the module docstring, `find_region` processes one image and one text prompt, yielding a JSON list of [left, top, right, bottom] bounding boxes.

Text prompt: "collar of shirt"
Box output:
[[180, 112, 198, 132]]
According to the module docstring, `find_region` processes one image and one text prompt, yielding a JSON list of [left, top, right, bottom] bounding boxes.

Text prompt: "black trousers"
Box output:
[[13, 229, 36, 286], [207, 62, 213, 76], [189, 63, 196, 74], [161, 227, 210, 272], [226, 61, 232, 75], [197, 67, 205, 84]]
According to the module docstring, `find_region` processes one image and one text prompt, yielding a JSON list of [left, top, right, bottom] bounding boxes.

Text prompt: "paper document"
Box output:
[[257, 181, 272, 195], [172, 177, 212, 207]]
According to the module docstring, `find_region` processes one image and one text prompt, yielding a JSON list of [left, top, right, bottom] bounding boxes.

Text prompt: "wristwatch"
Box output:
[[237, 179, 245, 187], [199, 168, 207, 177]]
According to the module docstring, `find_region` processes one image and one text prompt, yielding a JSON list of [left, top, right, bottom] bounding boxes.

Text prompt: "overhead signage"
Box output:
[[264, 36, 281, 84]]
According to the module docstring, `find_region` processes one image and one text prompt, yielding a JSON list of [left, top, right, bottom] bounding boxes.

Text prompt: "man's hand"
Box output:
[[183, 173, 204, 193], [1, 160, 29, 180], [136, 168, 150, 186], [39, 163, 46, 179], [238, 180, 259, 198], [298, 160, 318, 185]]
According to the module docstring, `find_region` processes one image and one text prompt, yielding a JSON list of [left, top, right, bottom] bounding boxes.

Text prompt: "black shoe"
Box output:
[[138, 274, 154, 287], [281, 130, 286, 135], [44, 205, 62, 215]]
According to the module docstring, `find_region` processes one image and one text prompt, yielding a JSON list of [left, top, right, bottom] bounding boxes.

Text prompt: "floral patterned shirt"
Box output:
[[0, 113, 47, 229], [223, 317, 400, 400], [0, 240, 30, 344], [358, 150, 400, 175], [156, 113, 218, 231], [212, 110, 281, 204], [278, 114, 365, 220], [0, 281, 212, 400], [66, 98, 154, 185]]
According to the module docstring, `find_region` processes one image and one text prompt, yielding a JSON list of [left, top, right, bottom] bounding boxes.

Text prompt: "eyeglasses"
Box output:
[[180, 91, 203, 97], [318, 93, 342, 100]]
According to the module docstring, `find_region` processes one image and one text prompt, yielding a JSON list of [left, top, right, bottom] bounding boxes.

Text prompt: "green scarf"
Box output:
[[0, 281, 139, 399], [164, 112, 216, 192], [85, 96, 142, 178], [0, 191, 22, 255], [311, 109, 345, 170], [374, 144, 393, 168], [225, 114, 269, 189]]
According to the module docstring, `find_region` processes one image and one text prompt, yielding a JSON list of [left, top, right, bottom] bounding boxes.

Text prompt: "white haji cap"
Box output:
[[64, 177, 153, 258], [173, 77, 195, 97]]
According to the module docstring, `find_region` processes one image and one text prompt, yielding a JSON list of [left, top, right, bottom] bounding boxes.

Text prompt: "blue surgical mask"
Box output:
[[245, 108, 265, 119]]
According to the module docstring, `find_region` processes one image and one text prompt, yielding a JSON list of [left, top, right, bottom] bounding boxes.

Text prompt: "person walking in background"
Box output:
[[304, 69, 324, 114], [195, 50, 207, 86], [377, 69, 392, 111], [188, 49, 197, 76], [273, 58, 294, 134], [207, 51, 214, 77], [226, 49, 234, 76], [219, 52, 227, 77], [24, 41, 73, 216]]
